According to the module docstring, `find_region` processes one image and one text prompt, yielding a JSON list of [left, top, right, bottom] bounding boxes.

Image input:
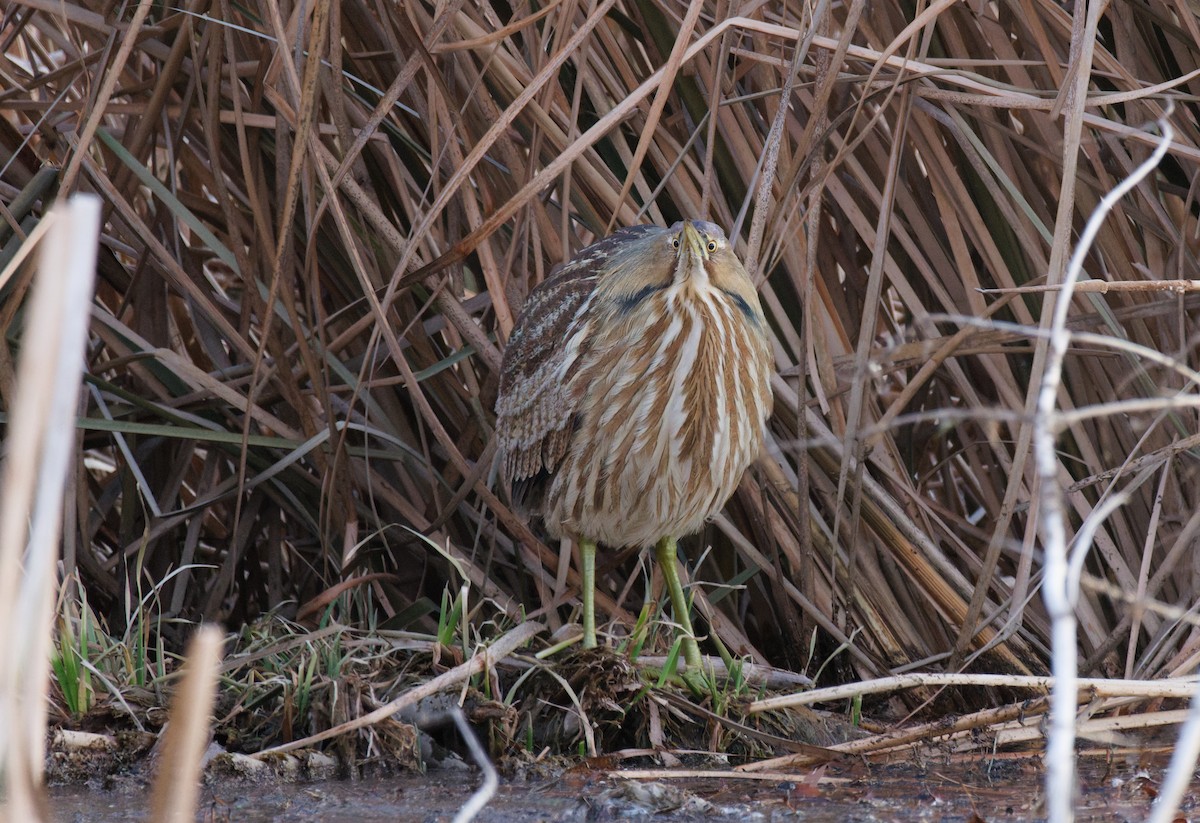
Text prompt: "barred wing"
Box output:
[[495, 226, 660, 512]]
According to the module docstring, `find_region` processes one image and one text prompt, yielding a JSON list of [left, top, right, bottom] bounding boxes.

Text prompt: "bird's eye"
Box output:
[[672, 237, 680, 249], [706, 241, 717, 252]]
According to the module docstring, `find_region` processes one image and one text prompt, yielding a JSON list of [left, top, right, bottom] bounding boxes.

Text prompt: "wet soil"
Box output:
[[47, 756, 1180, 821]]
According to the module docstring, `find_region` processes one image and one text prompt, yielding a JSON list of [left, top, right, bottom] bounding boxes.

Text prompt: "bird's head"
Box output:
[[595, 220, 762, 325], [670, 219, 721, 272], [667, 220, 749, 291]]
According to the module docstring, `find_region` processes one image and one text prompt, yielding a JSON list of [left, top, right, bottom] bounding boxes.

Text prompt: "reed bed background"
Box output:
[[2, 0, 1200, 724]]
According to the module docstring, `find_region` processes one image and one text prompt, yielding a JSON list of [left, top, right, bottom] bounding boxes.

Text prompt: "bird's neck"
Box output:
[[673, 255, 710, 290]]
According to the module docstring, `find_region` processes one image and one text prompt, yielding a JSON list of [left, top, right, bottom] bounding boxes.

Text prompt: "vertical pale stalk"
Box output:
[[0, 196, 100, 821], [148, 625, 224, 823], [1035, 119, 1172, 823]]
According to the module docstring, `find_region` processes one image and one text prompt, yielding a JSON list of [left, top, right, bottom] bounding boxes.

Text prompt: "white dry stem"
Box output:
[[0, 196, 101, 821], [1034, 115, 1172, 822]]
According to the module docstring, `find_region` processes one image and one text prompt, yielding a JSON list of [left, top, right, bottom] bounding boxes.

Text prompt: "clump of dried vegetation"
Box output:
[[3, 0, 1200, 796]]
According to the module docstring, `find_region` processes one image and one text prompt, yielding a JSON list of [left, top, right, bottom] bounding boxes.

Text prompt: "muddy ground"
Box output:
[[46, 753, 1179, 821]]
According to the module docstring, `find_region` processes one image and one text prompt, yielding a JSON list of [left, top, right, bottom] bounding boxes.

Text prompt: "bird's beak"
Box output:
[[679, 221, 706, 260]]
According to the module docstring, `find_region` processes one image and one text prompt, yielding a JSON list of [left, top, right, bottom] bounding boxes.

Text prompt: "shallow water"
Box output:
[[47, 756, 1184, 822]]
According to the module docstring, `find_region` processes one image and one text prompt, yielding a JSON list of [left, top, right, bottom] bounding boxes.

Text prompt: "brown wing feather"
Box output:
[[495, 225, 662, 513]]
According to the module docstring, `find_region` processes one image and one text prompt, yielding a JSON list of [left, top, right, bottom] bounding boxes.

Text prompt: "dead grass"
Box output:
[[3, 0, 1200, 768]]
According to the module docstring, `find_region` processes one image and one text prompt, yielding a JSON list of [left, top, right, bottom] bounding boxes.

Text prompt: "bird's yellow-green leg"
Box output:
[[581, 538, 597, 648], [655, 536, 703, 671]]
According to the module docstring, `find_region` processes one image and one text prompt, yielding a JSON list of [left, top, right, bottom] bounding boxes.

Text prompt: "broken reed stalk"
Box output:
[[739, 697, 1054, 772], [996, 709, 1191, 749], [748, 672, 1197, 713], [742, 696, 1200, 774], [0, 196, 101, 822], [148, 625, 224, 823], [251, 621, 543, 757]]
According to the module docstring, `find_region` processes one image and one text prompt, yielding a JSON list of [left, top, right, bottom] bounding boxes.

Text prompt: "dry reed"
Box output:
[[3, 0, 1200, 809]]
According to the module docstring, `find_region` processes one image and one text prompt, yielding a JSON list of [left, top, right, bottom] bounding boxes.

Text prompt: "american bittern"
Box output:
[[495, 220, 773, 669]]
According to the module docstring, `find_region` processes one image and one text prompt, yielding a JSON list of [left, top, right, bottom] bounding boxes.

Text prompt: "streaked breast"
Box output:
[[543, 281, 772, 548]]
